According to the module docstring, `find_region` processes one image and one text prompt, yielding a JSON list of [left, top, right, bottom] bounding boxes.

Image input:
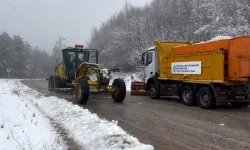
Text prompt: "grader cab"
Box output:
[[48, 44, 126, 105]]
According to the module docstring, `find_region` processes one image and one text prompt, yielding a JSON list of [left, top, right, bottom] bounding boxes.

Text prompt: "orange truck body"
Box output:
[[155, 36, 250, 85], [132, 36, 250, 108]]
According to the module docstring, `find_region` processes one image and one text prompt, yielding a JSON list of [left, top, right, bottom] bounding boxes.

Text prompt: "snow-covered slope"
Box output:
[[0, 80, 67, 150], [0, 80, 153, 150]]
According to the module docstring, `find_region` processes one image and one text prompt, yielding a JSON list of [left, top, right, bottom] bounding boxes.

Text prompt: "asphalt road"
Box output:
[[22, 80, 250, 150]]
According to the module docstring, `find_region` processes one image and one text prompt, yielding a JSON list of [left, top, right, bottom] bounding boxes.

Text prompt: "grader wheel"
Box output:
[[111, 78, 126, 102], [48, 76, 63, 91], [75, 79, 89, 105], [48, 76, 53, 91]]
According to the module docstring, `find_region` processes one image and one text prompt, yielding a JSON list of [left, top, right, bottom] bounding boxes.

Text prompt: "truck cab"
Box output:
[[142, 46, 157, 90], [138, 38, 250, 109]]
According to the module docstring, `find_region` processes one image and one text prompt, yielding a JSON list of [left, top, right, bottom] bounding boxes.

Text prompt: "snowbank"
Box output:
[[0, 80, 154, 150], [0, 80, 67, 150]]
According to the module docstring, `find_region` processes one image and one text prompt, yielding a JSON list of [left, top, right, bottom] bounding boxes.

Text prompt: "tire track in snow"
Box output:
[[32, 101, 83, 150], [10, 80, 83, 150], [19, 80, 153, 150]]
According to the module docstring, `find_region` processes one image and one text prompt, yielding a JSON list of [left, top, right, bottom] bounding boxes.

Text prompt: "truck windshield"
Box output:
[[146, 52, 153, 65]]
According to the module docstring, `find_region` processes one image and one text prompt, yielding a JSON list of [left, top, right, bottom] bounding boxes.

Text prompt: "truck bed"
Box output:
[[158, 48, 225, 84], [155, 36, 250, 85]]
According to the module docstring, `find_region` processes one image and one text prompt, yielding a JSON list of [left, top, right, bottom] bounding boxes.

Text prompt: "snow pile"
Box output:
[[0, 80, 154, 150], [207, 36, 233, 42], [197, 36, 233, 44], [0, 80, 67, 150]]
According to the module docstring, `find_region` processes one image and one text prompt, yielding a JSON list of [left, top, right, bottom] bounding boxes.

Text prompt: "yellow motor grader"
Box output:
[[48, 44, 126, 105]]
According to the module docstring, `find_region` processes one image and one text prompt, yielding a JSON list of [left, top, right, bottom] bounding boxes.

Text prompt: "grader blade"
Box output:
[[130, 82, 150, 96]]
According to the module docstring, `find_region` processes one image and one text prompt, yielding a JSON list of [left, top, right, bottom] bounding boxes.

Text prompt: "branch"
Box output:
[[9, 130, 26, 150]]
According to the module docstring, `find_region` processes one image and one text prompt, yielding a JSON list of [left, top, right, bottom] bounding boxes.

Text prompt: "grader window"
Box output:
[[78, 52, 89, 62], [61, 48, 99, 79]]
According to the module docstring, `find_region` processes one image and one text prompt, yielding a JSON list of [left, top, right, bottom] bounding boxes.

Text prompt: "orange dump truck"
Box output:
[[132, 36, 250, 109]]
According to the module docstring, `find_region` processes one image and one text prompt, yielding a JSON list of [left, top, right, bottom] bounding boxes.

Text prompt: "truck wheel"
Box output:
[[198, 87, 215, 109], [111, 78, 126, 102], [181, 85, 194, 106], [149, 83, 159, 99], [75, 79, 89, 105]]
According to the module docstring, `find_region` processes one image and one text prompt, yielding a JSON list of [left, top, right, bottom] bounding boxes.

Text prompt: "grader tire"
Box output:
[[53, 76, 63, 88], [111, 78, 126, 102], [75, 79, 89, 105], [49, 76, 64, 92], [48, 76, 53, 91]]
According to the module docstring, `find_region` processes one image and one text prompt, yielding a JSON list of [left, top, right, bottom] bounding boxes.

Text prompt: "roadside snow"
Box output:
[[0, 80, 67, 150], [0, 80, 154, 150]]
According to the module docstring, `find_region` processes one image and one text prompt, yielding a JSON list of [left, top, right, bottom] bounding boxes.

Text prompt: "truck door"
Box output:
[[145, 50, 156, 83]]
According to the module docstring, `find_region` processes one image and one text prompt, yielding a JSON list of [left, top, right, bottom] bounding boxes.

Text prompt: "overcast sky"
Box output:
[[0, 0, 150, 53]]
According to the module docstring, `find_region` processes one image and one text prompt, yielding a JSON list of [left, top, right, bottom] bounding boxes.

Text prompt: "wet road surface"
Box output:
[[22, 80, 250, 150]]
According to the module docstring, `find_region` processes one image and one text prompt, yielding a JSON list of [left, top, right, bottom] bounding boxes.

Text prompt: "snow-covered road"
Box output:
[[0, 79, 154, 150]]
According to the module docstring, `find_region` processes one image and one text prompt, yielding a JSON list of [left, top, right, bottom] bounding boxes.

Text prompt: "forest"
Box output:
[[1, 0, 250, 78], [0, 32, 59, 78], [88, 0, 250, 71]]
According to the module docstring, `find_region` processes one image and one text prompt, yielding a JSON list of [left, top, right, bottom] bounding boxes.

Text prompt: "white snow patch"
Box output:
[[0, 80, 67, 150], [197, 36, 233, 44], [207, 36, 233, 42], [1, 80, 154, 150], [219, 123, 225, 126]]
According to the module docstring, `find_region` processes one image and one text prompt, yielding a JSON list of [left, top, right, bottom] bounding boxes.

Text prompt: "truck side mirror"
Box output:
[[141, 57, 145, 64], [141, 52, 146, 65]]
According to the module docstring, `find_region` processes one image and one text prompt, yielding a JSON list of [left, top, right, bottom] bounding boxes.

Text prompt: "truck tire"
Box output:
[[181, 85, 194, 106], [111, 78, 126, 102], [198, 87, 215, 109], [149, 83, 159, 99], [75, 79, 89, 105]]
